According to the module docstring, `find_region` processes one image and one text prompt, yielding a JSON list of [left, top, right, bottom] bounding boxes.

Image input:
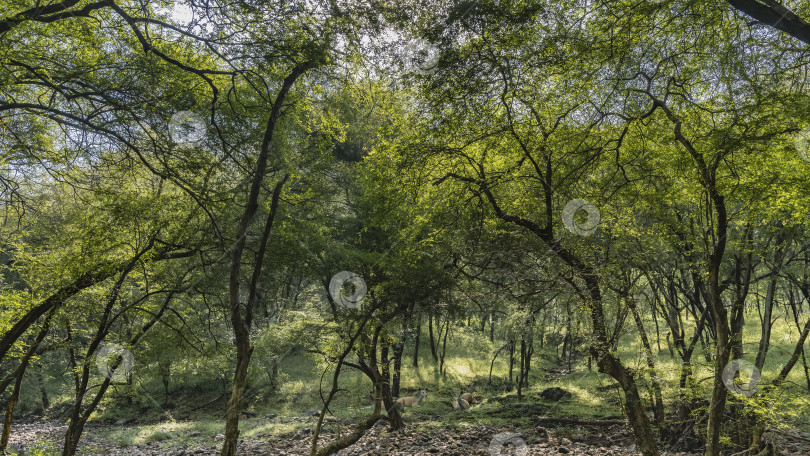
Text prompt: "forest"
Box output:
[[1, 0, 810, 455]]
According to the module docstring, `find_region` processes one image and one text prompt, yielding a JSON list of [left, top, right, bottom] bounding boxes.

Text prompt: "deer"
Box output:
[[395, 389, 427, 408], [452, 392, 470, 410], [460, 384, 475, 405]]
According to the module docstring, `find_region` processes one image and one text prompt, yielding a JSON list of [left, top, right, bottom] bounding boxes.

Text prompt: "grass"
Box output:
[[612, 309, 810, 429], [10, 307, 810, 452]]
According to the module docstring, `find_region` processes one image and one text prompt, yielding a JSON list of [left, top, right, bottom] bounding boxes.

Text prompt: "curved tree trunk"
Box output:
[[310, 310, 376, 456], [584, 278, 657, 456], [0, 311, 53, 453], [441, 122, 660, 455], [220, 62, 311, 456]]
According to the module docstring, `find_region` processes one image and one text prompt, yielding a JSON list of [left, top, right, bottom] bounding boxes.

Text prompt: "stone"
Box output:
[[540, 387, 573, 401], [535, 426, 549, 441]]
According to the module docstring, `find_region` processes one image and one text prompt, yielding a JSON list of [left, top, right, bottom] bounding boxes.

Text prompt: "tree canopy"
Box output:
[[2, 1, 810, 456]]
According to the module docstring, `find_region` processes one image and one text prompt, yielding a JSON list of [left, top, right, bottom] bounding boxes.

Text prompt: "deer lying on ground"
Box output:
[[460, 384, 475, 405], [452, 392, 470, 410], [395, 389, 427, 408]]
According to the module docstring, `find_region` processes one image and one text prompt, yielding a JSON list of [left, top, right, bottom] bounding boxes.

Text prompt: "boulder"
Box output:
[[540, 387, 572, 401]]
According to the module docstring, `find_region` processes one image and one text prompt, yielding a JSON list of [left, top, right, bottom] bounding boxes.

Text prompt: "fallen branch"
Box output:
[[184, 393, 225, 414], [314, 415, 379, 456]]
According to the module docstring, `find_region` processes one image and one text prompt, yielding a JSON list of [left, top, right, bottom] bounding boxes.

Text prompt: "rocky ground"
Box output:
[[3, 419, 809, 455]]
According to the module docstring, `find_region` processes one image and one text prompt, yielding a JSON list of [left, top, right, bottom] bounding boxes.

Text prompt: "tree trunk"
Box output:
[[37, 369, 50, 411], [705, 279, 731, 456], [373, 381, 382, 416], [428, 314, 438, 360], [268, 356, 279, 391], [219, 66, 302, 454], [310, 311, 375, 456], [221, 340, 253, 456], [508, 341, 515, 389], [448, 154, 660, 454], [627, 294, 664, 425], [538, 312, 546, 349], [583, 277, 658, 456], [439, 317, 450, 375], [0, 244, 195, 365], [517, 337, 525, 400], [412, 315, 421, 367], [62, 290, 173, 456], [392, 340, 404, 398], [0, 360, 26, 452], [789, 289, 810, 391], [0, 312, 52, 453], [160, 360, 171, 405], [489, 311, 495, 343], [754, 277, 777, 371], [378, 340, 403, 429]]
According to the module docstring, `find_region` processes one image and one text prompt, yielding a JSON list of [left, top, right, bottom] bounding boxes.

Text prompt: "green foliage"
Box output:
[[3, 1, 810, 455]]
